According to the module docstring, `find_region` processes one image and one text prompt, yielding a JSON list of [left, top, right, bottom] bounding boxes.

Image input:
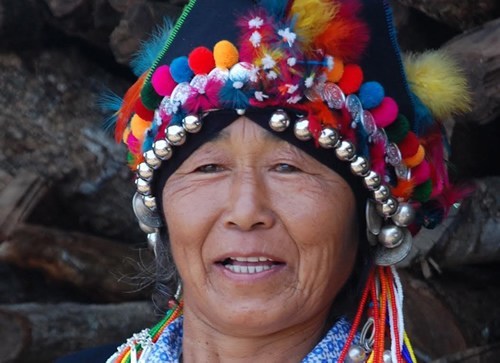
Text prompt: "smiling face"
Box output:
[[162, 116, 358, 337]]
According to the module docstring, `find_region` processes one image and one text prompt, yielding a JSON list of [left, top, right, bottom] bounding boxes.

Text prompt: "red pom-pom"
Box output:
[[338, 64, 363, 94], [134, 98, 154, 121], [188, 47, 215, 75], [398, 132, 420, 159]]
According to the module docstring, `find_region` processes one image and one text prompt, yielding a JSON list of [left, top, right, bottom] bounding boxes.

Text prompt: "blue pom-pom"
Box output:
[[359, 81, 384, 109], [170, 56, 193, 83]]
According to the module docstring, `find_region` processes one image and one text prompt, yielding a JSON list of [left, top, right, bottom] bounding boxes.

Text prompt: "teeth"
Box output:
[[232, 256, 273, 262], [225, 264, 274, 274]]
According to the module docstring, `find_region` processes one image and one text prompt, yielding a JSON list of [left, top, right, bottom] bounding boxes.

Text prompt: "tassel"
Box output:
[[289, 0, 339, 46]]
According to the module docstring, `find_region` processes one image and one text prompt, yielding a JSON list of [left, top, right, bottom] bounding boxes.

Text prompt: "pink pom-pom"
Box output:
[[371, 97, 398, 128], [412, 159, 430, 185], [369, 139, 386, 176], [151, 65, 177, 96]]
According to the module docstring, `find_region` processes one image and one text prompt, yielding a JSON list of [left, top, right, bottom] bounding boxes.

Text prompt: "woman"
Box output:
[[103, 0, 470, 361]]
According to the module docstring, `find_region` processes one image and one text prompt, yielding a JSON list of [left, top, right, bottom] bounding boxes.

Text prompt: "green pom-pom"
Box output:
[[413, 179, 432, 202], [140, 82, 163, 110], [385, 114, 410, 144]]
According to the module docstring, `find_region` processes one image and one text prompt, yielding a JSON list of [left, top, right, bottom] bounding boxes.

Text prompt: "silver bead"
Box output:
[[135, 178, 151, 195], [378, 224, 404, 248], [373, 184, 390, 202], [182, 114, 202, 133], [391, 202, 416, 227], [236, 108, 246, 115], [153, 139, 173, 160], [346, 345, 366, 363], [143, 195, 157, 210], [335, 140, 356, 161], [137, 162, 153, 181], [363, 170, 382, 190], [376, 196, 399, 217], [166, 124, 187, 146], [144, 150, 161, 169], [293, 118, 312, 141], [269, 110, 290, 132], [350, 156, 370, 176], [318, 127, 340, 149], [375, 229, 413, 266], [383, 350, 393, 363]]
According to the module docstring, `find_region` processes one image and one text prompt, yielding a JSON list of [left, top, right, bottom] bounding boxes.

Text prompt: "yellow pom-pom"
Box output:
[[404, 50, 471, 120], [327, 58, 344, 82], [213, 40, 239, 69], [291, 0, 340, 45], [130, 114, 151, 140]]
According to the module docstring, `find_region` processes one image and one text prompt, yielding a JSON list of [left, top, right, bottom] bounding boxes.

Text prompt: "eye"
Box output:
[[273, 163, 300, 173], [195, 164, 225, 173]]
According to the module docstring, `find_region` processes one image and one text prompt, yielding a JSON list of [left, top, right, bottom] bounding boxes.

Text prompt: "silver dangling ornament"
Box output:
[[318, 127, 340, 148], [137, 162, 153, 181], [375, 228, 413, 266], [350, 155, 370, 176], [269, 109, 290, 132], [345, 345, 367, 363], [373, 184, 390, 202], [144, 149, 161, 169], [378, 224, 404, 248], [153, 139, 173, 160], [335, 140, 356, 161], [293, 118, 312, 141], [166, 124, 187, 146], [383, 350, 393, 363], [135, 177, 151, 195], [363, 170, 382, 190], [366, 200, 383, 236], [143, 195, 156, 210], [147, 231, 160, 256], [132, 192, 163, 230], [376, 196, 399, 217], [182, 114, 202, 133], [391, 202, 416, 227]]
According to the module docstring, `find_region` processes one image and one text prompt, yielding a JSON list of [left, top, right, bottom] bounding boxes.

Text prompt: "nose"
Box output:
[[223, 170, 275, 231]]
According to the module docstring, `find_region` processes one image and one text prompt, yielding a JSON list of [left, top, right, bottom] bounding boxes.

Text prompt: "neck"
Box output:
[[181, 306, 328, 363]]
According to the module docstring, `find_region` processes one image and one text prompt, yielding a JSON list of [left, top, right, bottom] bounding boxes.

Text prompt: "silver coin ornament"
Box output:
[[137, 162, 153, 181], [377, 196, 399, 217], [143, 195, 157, 210], [269, 110, 290, 132], [346, 94, 363, 118], [166, 124, 187, 146], [318, 128, 340, 148], [293, 118, 312, 141], [182, 114, 202, 133], [322, 82, 345, 109], [366, 200, 383, 235], [350, 155, 370, 176], [362, 110, 377, 136], [391, 202, 416, 227], [153, 139, 173, 160], [346, 345, 367, 363], [375, 228, 412, 266], [132, 193, 163, 228], [144, 149, 161, 169], [335, 140, 356, 161], [378, 224, 404, 248], [135, 177, 152, 195], [363, 170, 382, 190], [395, 163, 410, 180], [386, 143, 402, 166], [373, 184, 390, 202]]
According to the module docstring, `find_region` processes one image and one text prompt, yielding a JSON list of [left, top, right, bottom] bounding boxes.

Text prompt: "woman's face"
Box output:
[[163, 117, 358, 336]]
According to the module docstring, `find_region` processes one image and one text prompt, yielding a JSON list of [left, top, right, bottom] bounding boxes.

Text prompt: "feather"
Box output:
[[290, 0, 339, 46], [97, 89, 122, 133], [391, 179, 415, 201], [257, 0, 288, 20], [219, 81, 251, 110], [404, 50, 471, 120], [369, 138, 386, 177], [115, 72, 148, 143], [130, 18, 173, 77]]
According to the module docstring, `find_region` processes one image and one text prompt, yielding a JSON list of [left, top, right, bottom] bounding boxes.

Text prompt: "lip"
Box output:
[[212, 252, 287, 282]]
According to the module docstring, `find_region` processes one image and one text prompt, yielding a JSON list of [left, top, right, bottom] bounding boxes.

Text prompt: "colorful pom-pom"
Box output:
[[134, 98, 154, 121], [398, 132, 419, 159], [214, 40, 239, 69], [151, 65, 177, 96], [391, 178, 415, 200], [326, 58, 344, 82], [338, 63, 363, 94], [122, 127, 131, 144], [141, 82, 163, 110], [188, 47, 216, 75], [371, 97, 398, 128], [403, 144, 425, 168], [413, 179, 432, 203], [359, 81, 384, 109], [412, 159, 430, 185], [130, 114, 151, 140], [385, 114, 410, 144], [170, 56, 194, 83]]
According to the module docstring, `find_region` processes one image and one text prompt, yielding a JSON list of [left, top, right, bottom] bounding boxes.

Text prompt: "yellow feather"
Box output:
[[404, 50, 471, 120], [290, 0, 340, 45]]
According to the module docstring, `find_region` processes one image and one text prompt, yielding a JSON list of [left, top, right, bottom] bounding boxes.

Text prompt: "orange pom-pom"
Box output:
[[391, 178, 415, 200], [130, 114, 151, 140], [188, 47, 215, 75], [403, 145, 426, 168], [327, 58, 344, 83], [338, 64, 363, 94], [213, 40, 239, 69]]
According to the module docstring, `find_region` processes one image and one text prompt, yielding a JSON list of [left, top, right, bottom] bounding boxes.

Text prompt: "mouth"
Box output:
[[217, 256, 285, 274]]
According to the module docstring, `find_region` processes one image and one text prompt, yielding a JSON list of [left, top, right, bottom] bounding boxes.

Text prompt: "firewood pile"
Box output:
[[0, 0, 499, 362]]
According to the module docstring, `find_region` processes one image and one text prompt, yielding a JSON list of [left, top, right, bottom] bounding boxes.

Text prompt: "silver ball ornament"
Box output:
[[236, 108, 246, 115], [363, 170, 381, 190], [293, 118, 312, 141], [376, 196, 399, 217], [269, 110, 290, 132], [135, 177, 151, 195], [391, 202, 416, 227], [144, 149, 161, 169], [166, 124, 187, 146], [335, 140, 356, 161], [350, 156, 370, 176], [137, 162, 153, 181], [373, 184, 390, 202], [182, 114, 202, 133], [153, 139, 173, 160], [378, 224, 404, 248], [143, 195, 157, 210], [346, 345, 367, 363], [318, 127, 340, 149], [383, 350, 393, 363]]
